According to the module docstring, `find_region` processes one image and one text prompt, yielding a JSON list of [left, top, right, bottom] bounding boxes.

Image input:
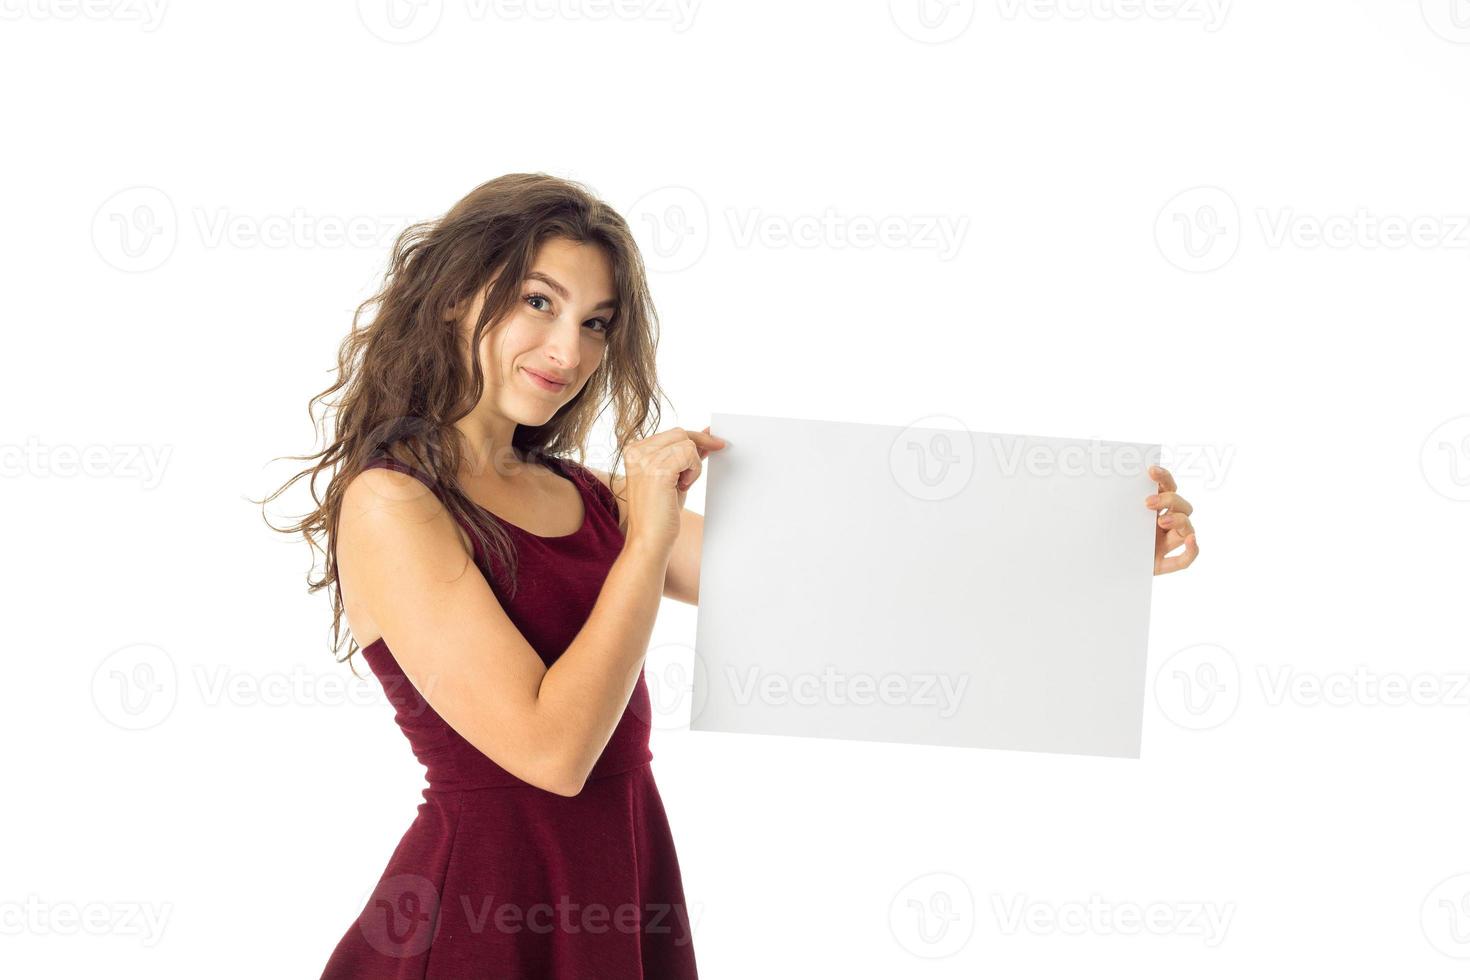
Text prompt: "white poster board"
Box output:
[[690, 412, 1160, 759]]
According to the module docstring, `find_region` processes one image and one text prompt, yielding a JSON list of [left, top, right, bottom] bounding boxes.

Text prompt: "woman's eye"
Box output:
[[525, 292, 609, 334]]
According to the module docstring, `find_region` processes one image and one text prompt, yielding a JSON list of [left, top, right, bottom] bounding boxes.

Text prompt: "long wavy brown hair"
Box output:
[[257, 173, 667, 668]]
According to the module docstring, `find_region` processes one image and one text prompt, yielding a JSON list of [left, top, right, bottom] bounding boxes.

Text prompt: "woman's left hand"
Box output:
[[1146, 464, 1199, 575]]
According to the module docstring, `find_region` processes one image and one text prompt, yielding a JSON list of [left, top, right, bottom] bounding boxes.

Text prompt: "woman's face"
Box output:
[[462, 236, 617, 433]]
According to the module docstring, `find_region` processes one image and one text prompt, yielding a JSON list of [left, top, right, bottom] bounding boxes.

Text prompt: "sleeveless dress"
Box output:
[[319, 454, 700, 979]]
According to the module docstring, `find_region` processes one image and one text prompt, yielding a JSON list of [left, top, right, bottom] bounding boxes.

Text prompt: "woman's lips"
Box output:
[[522, 367, 569, 392]]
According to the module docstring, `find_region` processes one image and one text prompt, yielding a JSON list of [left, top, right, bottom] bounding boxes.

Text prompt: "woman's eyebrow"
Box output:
[[526, 271, 618, 312]]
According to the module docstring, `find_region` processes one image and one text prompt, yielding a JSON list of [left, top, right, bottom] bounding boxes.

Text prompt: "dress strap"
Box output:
[[551, 456, 621, 528], [362, 453, 435, 486]]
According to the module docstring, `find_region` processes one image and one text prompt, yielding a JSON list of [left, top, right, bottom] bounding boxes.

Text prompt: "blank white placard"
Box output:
[[690, 412, 1161, 759]]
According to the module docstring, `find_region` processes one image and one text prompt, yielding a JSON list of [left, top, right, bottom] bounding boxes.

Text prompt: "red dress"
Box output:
[[320, 454, 700, 979]]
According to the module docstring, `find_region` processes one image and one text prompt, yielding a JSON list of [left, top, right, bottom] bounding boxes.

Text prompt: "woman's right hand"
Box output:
[[621, 425, 728, 555]]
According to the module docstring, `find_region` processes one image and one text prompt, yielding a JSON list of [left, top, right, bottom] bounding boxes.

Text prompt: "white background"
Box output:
[[4, 1, 1469, 977]]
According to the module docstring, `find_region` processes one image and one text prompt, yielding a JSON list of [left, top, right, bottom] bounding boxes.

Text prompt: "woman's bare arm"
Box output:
[[337, 466, 671, 796], [587, 466, 702, 606]]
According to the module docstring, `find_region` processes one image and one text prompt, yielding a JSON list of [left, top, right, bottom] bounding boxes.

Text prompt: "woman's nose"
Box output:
[[543, 320, 581, 369]]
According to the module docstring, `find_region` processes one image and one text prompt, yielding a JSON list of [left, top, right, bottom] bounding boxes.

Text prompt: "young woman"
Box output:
[[272, 172, 1201, 978], [268, 173, 722, 977]]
